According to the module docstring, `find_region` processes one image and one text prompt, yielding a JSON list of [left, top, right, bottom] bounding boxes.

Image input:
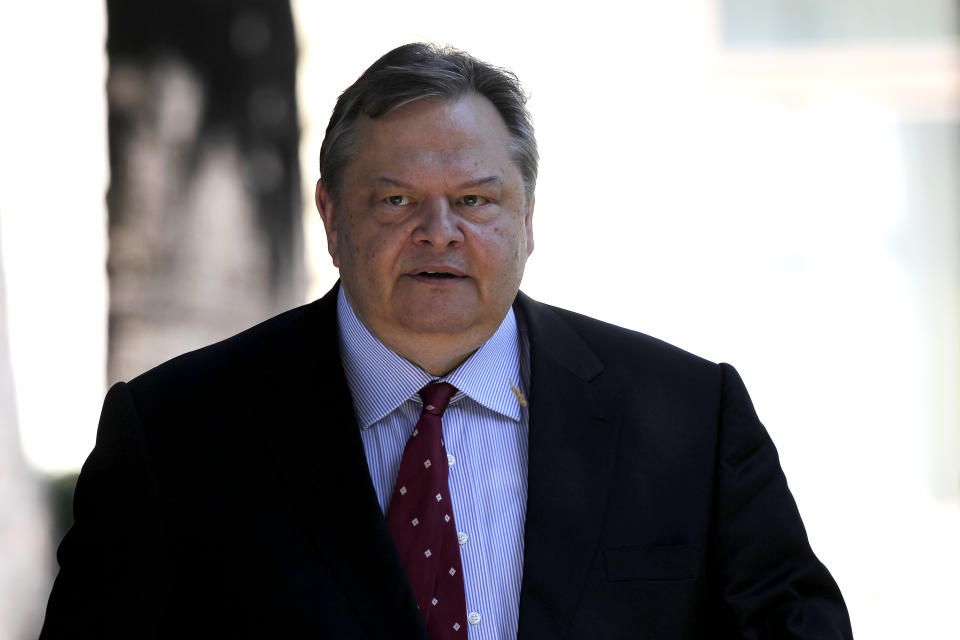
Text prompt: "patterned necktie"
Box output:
[[386, 382, 467, 637]]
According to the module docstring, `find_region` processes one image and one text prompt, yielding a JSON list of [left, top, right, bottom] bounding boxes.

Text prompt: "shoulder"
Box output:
[[514, 291, 734, 429], [104, 293, 341, 478], [125, 293, 334, 407], [516, 291, 719, 380]]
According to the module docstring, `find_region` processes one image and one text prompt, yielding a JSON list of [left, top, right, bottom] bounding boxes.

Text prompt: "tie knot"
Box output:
[[419, 381, 457, 417]]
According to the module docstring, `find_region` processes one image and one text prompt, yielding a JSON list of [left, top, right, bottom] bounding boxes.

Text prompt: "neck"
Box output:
[[389, 339, 480, 377], [339, 284, 501, 377]]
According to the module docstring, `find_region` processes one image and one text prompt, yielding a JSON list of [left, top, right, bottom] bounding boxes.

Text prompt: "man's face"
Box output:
[[317, 92, 534, 366]]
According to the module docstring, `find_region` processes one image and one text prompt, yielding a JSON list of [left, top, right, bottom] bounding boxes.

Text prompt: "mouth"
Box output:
[[409, 268, 468, 283]]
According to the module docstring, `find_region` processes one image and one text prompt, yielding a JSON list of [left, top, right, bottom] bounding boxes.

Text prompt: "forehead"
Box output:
[[347, 93, 515, 181]]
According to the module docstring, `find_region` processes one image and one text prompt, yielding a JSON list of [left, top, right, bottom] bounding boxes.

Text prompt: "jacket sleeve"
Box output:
[[712, 363, 853, 639], [40, 382, 168, 639]]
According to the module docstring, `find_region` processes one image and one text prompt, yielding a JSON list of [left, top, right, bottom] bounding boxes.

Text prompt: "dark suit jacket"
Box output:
[[41, 284, 852, 639]]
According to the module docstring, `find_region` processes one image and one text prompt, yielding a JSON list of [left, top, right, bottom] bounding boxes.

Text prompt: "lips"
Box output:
[[410, 265, 467, 277], [408, 266, 468, 283]]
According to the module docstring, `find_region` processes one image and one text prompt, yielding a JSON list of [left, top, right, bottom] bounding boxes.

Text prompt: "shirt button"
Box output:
[[457, 531, 469, 545], [447, 453, 456, 466], [467, 611, 481, 625]]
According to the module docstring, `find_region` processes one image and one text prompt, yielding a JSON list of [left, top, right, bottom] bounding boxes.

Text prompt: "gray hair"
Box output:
[[319, 43, 538, 205]]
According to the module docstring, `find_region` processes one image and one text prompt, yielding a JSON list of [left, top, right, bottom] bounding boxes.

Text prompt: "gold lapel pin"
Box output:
[[509, 379, 527, 407]]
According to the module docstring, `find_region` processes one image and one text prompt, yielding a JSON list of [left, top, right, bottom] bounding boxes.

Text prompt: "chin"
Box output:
[[393, 293, 478, 330], [398, 313, 476, 336]]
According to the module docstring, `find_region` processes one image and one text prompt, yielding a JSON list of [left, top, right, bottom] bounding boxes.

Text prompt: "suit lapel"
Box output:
[[514, 293, 623, 637], [261, 285, 427, 639]]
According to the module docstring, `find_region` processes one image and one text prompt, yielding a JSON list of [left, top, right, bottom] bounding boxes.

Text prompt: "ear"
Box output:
[[315, 179, 341, 268], [524, 195, 535, 257]]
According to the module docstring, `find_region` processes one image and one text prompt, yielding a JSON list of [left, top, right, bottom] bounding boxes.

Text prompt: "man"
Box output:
[[42, 43, 852, 639]]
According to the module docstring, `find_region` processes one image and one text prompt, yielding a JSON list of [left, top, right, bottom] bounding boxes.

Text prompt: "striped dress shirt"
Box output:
[[336, 287, 530, 640]]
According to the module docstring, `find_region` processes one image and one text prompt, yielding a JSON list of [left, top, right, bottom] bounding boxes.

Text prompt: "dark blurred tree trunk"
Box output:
[[105, 0, 303, 382]]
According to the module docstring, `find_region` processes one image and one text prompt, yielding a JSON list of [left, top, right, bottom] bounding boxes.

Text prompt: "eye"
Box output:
[[459, 195, 489, 207], [385, 195, 412, 206]]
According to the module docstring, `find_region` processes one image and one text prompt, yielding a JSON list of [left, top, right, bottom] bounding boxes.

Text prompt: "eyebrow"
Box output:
[[372, 177, 415, 190], [456, 176, 502, 190], [372, 176, 502, 190]]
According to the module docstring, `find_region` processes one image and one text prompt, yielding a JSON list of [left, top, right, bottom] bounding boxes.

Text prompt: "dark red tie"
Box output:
[[386, 382, 467, 637]]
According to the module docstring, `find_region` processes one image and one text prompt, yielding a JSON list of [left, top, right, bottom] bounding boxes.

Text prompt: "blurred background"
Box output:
[[1, 0, 957, 637]]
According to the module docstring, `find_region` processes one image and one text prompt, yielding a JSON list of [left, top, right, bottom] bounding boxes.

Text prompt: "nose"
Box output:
[[412, 197, 464, 249]]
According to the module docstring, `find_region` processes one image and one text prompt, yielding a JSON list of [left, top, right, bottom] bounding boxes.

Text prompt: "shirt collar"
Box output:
[[336, 286, 523, 430]]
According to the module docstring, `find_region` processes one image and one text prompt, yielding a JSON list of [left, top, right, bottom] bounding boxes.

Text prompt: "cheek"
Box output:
[[483, 226, 528, 281], [342, 221, 380, 260], [502, 224, 528, 258], [346, 227, 410, 284]]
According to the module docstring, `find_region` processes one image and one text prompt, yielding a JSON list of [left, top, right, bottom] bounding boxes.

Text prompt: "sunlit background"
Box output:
[[1, 1, 957, 637]]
